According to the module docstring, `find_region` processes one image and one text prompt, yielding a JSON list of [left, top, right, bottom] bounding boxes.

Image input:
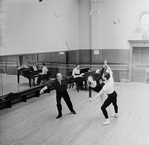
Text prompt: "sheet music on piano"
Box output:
[[32, 66, 38, 71]]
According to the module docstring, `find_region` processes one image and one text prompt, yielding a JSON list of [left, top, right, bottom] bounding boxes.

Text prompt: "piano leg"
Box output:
[[76, 82, 79, 92], [32, 78, 36, 85], [17, 74, 20, 84], [29, 78, 31, 88]]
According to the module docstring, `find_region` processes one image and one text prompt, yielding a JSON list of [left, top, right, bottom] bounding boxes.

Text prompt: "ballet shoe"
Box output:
[[103, 119, 110, 125], [71, 110, 76, 114], [56, 114, 62, 119], [111, 113, 118, 118]]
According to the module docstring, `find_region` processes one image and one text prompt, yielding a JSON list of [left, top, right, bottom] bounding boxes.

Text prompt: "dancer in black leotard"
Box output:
[[87, 60, 109, 97], [88, 66, 105, 97], [87, 63, 107, 117]]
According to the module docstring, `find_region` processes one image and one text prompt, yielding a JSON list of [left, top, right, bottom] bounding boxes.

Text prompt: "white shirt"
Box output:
[[106, 68, 114, 83], [95, 69, 100, 73], [42, 66, 48, 74], [72, 67, 80, 76], [102, 69, 114, 94]]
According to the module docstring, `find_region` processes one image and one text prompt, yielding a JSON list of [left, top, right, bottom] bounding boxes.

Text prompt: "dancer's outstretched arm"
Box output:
[[89, 89, 105, 101], [73, 73, 84, 78], [40, 86, 48, 94], [104, 60, 113, 74]]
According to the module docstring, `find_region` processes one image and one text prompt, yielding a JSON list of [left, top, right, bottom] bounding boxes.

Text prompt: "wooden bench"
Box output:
[[0, 92, 13, 108], [17, 84, 45, 102], [0, 78, 70, 109]]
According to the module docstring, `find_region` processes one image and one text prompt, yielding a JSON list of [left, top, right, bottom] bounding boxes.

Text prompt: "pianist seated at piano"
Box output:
[[36, 63, 48, 85]]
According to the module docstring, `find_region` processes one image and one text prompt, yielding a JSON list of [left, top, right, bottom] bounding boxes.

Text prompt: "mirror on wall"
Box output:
[[137, 10, 149, 34], [0, 52, 66, 98]]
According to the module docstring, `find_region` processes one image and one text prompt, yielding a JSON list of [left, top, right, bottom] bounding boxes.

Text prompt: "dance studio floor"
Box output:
[[1, 74, 149, 145]]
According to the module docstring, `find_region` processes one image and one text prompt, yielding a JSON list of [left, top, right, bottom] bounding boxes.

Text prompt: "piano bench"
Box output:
[[18, 85, 44, 102]]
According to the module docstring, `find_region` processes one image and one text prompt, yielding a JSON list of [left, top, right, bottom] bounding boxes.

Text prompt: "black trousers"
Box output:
[[101, 91, 118, 119], [37, 74, 47, 84], [56, 90, 74, 115]]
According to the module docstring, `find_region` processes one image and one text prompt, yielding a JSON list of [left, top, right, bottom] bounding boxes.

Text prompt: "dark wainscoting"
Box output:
[[79, 49, 91, 64], [66, 50, 76, 64], [91, 49, 103, 64], [102, 49, 129, 64], [0, 49, 130, 81], [38, 53, 52, 62]]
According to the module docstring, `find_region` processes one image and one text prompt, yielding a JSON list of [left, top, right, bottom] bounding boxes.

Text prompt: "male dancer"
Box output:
[[40, 73, 76, 119]]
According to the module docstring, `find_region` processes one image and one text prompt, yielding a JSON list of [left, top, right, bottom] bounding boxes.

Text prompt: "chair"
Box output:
[[41, 70, 51, 84], [68, 71, 75, 89], [145, 69, 149, 83], [67, 70, 80, 91]]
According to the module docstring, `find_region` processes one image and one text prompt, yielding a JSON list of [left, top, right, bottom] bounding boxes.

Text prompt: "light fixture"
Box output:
[[89, 10, 100, 17], [39, 0, 43, 2], [96, 11, 100, 16], [89, 0, 100, 17], [113, 19, 121, 24], [113, 19, 117, 24], [89, 10, 94, 16]]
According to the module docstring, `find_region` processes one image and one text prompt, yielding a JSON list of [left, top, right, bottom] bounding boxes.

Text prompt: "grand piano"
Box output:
[[17, 66, 40, 87]]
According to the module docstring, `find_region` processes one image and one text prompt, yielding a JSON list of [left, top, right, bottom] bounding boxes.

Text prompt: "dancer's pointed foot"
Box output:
[[56, 114, 62, 119], [111, 113, 118, 118], [71, 110, 76, 114]]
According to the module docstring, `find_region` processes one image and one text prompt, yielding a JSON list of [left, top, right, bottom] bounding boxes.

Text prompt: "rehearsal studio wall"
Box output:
[[1, 0, 149, 81], [88, 0, 149, 64], [90, 0, 149, 50], [0, 0, 79, 56], [1, 0, 149, 58]]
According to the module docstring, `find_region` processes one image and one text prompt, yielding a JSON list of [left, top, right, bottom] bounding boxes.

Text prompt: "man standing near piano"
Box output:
[[36, 63, 48, 85], [72, 64, 86, 90]]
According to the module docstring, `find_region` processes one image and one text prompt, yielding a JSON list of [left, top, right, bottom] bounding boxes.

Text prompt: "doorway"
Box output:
[[132, 47, 149, 82]]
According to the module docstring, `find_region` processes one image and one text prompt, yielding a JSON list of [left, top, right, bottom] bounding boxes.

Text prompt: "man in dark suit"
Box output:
[[40, 73, 76, 119]]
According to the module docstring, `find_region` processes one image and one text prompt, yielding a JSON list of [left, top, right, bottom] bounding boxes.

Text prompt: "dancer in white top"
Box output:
[[36, 63, 48, 85], [72, 64, 85, 90], [89, 61, 118, 125]]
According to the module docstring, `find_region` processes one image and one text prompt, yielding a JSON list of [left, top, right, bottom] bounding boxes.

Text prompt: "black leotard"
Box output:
[[89, 67, 105, 98]]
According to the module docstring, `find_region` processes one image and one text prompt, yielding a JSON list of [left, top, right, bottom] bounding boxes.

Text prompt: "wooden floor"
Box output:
[[1, 82, 149, 145], [0, 74, 30, 96]]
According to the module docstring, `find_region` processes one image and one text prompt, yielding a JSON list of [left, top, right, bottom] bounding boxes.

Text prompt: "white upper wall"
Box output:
[[78, 0, 91, 49], [102, 0, 149, 49], [89, 0, 149, 50], [0, 0, 79, 56], [1, 0, 149, 56]]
